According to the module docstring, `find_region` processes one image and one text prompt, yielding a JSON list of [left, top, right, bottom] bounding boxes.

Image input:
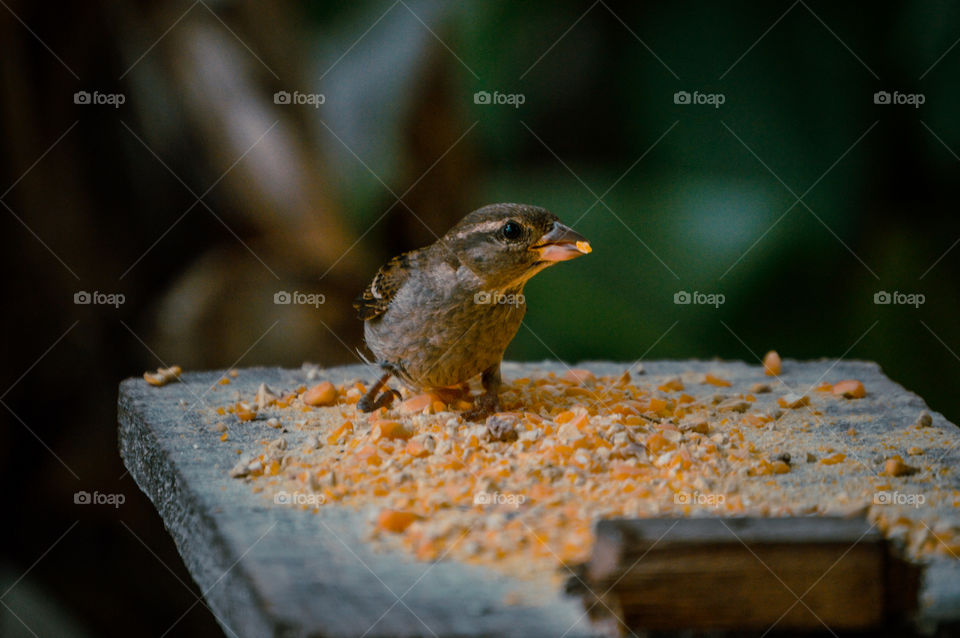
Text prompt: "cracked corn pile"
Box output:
[[217, 368, 960, 578]]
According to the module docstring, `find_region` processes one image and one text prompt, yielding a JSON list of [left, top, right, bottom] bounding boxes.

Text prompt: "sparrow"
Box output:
[[354, 203, 591, 420]]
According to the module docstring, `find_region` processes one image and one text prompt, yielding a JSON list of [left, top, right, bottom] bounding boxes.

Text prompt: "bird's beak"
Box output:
[[532, 222, 592, 262]]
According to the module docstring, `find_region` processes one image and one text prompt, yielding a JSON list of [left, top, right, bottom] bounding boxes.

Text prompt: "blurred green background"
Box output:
[[1, 1, 958, 635]]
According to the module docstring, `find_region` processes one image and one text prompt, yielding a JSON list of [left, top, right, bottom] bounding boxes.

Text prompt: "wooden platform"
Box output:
[[118, 360, 960, 637]]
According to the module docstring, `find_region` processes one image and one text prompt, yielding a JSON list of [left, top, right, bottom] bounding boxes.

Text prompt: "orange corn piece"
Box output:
[[658, 378, 684, 392], [372, 421, 413, 441], [763, 350, 782, 376], [400, 393, 436, 414], [357, 444, 382, 466], [405, 439, 431, 458], [647, 397, 668, 413], [777, 394, 809, 409], [568, 412, 590, 431], [646, 432, 674, 454], [884, 458, 918, 477], [235, 402, 257, 422], [564, 369, 596, 385], [772, 460, 790, 474], [303, 381, 338, 406], [326, 420, 354, 445], [820, 453, 846, 465], [704, 373, 732, 387], [377, 509, 421, 533], [742, 413, 772, 428], [832, 380, 865, 399]]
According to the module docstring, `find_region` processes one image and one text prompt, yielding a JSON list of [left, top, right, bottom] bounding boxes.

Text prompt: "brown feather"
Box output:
[[353, 249, 417, 320]]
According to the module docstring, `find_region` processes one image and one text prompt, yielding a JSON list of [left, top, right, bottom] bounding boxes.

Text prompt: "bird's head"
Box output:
[[441, 203, 591, 289]]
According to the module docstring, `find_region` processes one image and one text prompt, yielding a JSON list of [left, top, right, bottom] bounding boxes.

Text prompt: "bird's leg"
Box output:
[[464, 364, 501, 421], [357, 373, 400, 412]]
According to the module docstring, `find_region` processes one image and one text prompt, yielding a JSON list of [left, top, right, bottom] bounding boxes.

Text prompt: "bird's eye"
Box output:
[[501, 221, 523, 241]]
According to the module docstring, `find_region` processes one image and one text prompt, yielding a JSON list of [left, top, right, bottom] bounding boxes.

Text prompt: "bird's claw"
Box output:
[[358, 388, 400, 413], [463, 393, 499, 421]]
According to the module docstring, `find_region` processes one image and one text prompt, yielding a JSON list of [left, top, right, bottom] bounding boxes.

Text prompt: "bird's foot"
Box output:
[[357, 388, 400, 413], [463, 393, 499, 421]]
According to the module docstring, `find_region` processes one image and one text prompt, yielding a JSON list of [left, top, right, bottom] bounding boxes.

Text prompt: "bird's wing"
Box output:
[[353, 250, 417, 320]]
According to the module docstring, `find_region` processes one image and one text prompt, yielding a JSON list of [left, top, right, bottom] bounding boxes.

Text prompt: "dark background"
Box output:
[[1, 1, 958, 635]]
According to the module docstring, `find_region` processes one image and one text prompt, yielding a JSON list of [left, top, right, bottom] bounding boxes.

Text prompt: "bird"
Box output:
[[354, 202, 591, 420]]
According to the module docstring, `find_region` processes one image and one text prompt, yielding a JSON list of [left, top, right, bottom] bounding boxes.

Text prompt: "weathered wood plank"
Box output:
[[119, 364, 600, 638], [118, 360, 960, 637]]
